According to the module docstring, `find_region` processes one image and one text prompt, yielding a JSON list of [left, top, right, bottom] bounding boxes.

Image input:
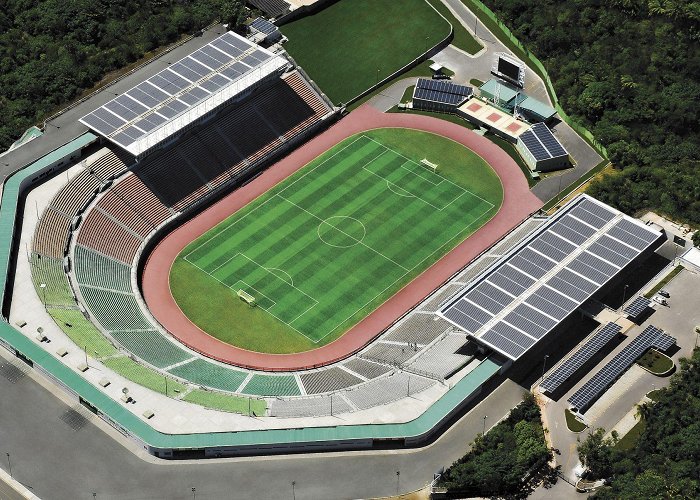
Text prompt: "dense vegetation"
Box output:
[[0, 0, 245, 151], [438, 393, 554, 497], [578, 349, 700, 498], [480, 0, 700, 227]]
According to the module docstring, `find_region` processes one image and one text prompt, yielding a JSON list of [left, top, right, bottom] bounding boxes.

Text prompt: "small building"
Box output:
[[479, 79, 556, 122], [247, 0, 291, 19], [456, 98, 530, 143], [412, 78, 472, 113], [248, 17, 283, 45], [680, 246, 700, 273], [516, 123, 570, 172]]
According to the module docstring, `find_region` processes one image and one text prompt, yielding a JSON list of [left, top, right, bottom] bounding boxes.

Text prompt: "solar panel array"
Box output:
[[413, 78, 472, 106], [250, 17, 278, 36], [519, 123, 568, 161], [623, 296, 652, 318], [540, 322, 621, 394], [439, 195, 662, 360], [80, 32, 286, 154], [568, 325, 676, 411]]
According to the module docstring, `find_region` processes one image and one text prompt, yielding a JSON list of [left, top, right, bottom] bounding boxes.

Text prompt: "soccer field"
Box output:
[[171, 129, 502, 353]]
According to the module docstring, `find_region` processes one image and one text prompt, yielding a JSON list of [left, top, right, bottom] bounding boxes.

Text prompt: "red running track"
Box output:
[[142, 105, 543, 371]]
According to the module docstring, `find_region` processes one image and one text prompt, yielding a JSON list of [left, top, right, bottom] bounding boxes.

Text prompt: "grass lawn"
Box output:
[[183, 390, 267, 416], [470, 78, 484, 87], [637, 349, 674, 375], [171, 128, 502, 353], [281, 0, 450, 104], [644, 265, 684, 299], [647, 389, 663, 401], [615, 418, 646, 451], [565, 408, 587, 432], [424, 0, 482, 55]]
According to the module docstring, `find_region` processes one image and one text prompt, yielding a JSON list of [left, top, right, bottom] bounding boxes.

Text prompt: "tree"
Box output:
[[577, 428, 617, 479], [220, 0, 247, 33]]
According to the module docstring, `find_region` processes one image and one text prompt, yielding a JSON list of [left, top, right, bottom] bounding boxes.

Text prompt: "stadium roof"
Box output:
[[519, 123, 568, 161], [518, 96, 556, 121], [479, 79, 519, 104], [80, 32, 288, 156], [438, 194, 664, 361]]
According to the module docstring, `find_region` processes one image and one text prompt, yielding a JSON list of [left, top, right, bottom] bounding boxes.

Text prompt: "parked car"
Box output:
[[653, 295, 668, 306], [658, 289, 670, 298]]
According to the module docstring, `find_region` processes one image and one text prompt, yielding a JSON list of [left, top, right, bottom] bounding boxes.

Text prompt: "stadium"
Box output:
[[1, 27, 673, 464]]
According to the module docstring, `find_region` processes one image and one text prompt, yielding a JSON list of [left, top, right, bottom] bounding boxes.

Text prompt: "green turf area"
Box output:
[[637, 349, 674, 375], [565, 408, 587, 432], [103, 356, 186, 397], [424, 0, 482, 55], [281, 0, 451, 103], [183, 390, 267, 416], [171, 128, 502, 353], [614, 418, 646, 451], [47, 307, 118, 358]]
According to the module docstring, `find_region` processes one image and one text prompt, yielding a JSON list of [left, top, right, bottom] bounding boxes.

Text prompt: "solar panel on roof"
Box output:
[[250, 17, 278, 35], [623, 296, 651, 318], [541, 322, 621, 393], [520, 123, 568, 161]]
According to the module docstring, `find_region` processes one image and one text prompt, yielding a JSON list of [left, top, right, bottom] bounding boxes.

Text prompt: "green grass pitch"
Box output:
[[281, 0, 451, 104], [170, 128, 503, 353]]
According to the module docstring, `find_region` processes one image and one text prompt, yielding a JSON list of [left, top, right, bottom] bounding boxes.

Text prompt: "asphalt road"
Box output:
[[0, 349, 525, 500]]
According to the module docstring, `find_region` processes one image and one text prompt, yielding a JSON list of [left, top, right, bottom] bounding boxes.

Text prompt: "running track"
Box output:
[[142, 105, 543, 371]]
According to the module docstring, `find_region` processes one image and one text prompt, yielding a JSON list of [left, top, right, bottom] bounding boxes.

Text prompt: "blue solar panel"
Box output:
[[623, 296, 651, 318], [416, 78, 472, 97], [541, 322, 621, 393]]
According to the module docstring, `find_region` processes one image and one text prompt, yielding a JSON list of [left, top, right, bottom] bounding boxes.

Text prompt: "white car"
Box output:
[[653, 295, 668, 306]]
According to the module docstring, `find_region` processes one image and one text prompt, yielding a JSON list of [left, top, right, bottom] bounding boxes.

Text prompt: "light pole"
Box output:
[[192, 487, 196, 500], [474, 16, 478, 38], [541, 354, 550, 383], [376, 68, 380, 84], [292, 481, 296, 500], [6, 452, 11, 478], [396, 471, 400, 495], [622, 284, 629, 309], [482, 414, 487, 435], [40, 282, 47, 308]]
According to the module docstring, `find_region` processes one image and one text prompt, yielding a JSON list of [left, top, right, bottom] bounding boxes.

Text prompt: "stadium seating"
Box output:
[[418, 283, 465, 313], [360, 342, 418, 365], [86, 148, 133, 181], [74, 245, 132, 292], [487, 218, 545, 256], [32, 208, 71, 258], [406, 334, 472, 379], [47, 307, 118, 358], [342, 358, 393, 380], [76, 209, 143, 264], [269, 394, 352, 418], [79, 287, 151, 331], [453, 255, 499, 284], [30, 254, 74, 307], [241, 374, 301, 396], [95, 192, 153, 238], [382, 314, 453, 345], [50, 170, 100, 217], [168, 359, 248, 392], [300, 367, 363, 395], [109, 330, 192, 369], [344, 372, 436, 410], [111, 174, 172, 229]]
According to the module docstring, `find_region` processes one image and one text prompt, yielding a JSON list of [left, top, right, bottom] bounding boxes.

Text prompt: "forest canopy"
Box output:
[[0, 0, 245, 151], [481, 0, 700, 226]]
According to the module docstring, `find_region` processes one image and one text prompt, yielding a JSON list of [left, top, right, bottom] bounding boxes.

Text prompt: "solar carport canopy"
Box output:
[[80, 31, 288, 156], [438, 195, 663, 361]]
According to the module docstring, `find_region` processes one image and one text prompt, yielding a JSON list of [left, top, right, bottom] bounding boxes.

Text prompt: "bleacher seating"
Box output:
[[47, 307, 117, 358], [50, 170, 100, 217], [418, 283, 465, 313], [300, 367, 363, 395], [95, 194, 153, 238], [270, 394, 353, 418], [86, 149, 133, 181], [79, 286, 151, 331], [453, 256, 499, 284], [487, 218, 545, 256], [109, 330, 192, 369], [76, 209, 143, 264], [242, 374, 301, 396], [111, 174, 171, 228], [30, 254, 74, 306], [407, 334, 472, 379], [32, 208, 71, 259], [344, 372, 436, 410], [382, 314, 452, 345], [360, 342, 418, 365], [342, 358, 393, 380], [168, 358, 248, 392], [74, 245, 132, 292]]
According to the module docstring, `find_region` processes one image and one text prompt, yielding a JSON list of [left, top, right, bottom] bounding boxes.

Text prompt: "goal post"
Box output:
[[420, 158, 438, 172], [237, 289, 257, 307]]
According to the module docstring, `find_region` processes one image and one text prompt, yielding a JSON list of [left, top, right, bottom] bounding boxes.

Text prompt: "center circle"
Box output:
[[317, 216, 366, 248]]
